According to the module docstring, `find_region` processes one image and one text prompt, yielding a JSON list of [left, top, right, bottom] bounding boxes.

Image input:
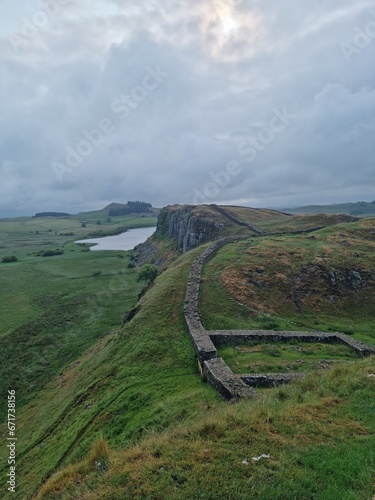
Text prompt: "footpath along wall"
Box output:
[[183, 237, 375, 401]]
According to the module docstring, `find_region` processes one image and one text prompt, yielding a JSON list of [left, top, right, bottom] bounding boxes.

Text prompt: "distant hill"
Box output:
[[71, 201, 158, 221], [106, 201, 153, 216], [26, 202, 158, 226], [283, 200, 375, 216]]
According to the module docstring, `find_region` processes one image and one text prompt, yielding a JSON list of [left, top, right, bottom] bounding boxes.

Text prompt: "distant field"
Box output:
[[0, 213, 157, 253], [0, 215, 156, 419]]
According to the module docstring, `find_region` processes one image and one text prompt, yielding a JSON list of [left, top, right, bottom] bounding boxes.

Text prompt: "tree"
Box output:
[[136, 264, 159, 286]]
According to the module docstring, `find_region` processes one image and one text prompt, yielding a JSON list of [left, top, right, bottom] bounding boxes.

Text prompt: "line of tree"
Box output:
[[349, 201, 375, 215], [33, 212, 71, 218]]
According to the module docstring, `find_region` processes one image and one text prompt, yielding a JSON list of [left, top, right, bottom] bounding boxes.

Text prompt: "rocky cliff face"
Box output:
[[156, 205, 225, 253]]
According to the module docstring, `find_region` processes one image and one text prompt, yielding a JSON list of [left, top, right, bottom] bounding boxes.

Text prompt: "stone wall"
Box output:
[[240, 373, 304, 388], [207, 330, 374, 357], [183, 231, 375, 401], [183, 236, 250, 362], [203, 358, 255, 400]]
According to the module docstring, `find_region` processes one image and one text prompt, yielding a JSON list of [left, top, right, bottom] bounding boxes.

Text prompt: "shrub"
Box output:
[[1, 255, 18, 263], [136, 264, 159, 285], [38, 249, 64, 257], [257, 316, 279, 330]]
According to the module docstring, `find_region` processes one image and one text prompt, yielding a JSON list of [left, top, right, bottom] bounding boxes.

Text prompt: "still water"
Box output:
[[76, 226, 156, 251]]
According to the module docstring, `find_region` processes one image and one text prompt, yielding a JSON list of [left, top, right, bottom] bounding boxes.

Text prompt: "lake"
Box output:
[[76, 226, 156, 251]]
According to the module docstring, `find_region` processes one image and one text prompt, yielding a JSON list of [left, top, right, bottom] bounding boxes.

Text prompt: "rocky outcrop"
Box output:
[[157, 205, 226, 253], [133, 239, 169, 268], [122, 306, 140, 325]]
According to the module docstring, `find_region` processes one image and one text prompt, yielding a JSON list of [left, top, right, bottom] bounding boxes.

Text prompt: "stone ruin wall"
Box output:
[[183, 236, 375, 400]]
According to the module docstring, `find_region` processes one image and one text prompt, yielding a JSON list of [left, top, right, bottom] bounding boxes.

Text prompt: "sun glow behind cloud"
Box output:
[[107, 0, 262, 62], [194, 1, 262, 61], [221, 15, 238, 34]]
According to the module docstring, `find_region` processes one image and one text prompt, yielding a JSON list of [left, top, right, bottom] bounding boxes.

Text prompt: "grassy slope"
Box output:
[[0, 247, 145, 416], [0, 246, 219, 498], [37, 361, 375, 500], [32, 250, 375, 499], [200, 218, 375, 345], [0, 209, 374, 499], [0, 216, 159, 420]]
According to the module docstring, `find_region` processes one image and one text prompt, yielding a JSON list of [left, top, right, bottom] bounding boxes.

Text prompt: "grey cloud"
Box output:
[[0, 0, 374, 216]]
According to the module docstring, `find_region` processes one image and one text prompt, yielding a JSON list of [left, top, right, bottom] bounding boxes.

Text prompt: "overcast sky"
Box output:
[[0, 0, 374, 216]]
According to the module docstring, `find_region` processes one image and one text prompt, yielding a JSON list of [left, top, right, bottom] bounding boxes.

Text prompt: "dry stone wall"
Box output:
[[240, 373, 304, 388], [203, 358, 255, 400], [183, 236, 249, 362], [208, 330, 374, 357], [183, 236, 375, 400]]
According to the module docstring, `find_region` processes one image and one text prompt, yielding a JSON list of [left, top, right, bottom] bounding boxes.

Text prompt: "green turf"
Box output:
[[0, 215, 157, 420], [218, 342, 358, 374]]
